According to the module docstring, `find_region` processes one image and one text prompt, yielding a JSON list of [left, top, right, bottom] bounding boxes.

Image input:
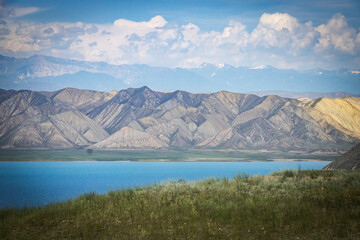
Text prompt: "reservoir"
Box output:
[[0, 160, 330, 208]]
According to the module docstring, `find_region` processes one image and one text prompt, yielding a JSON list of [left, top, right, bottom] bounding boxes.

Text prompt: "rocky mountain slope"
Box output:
[[0, 87, 359, 150], [0, 89, 109, 148], [324, 143, 360, 169]]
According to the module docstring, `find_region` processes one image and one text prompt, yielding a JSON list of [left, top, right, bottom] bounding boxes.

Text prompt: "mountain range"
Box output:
[[0, 87, 359, 151], [1, 54, 359, 95]]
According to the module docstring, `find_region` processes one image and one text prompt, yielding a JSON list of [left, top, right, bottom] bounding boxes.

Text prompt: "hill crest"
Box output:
[[0, 87, 359, 151]]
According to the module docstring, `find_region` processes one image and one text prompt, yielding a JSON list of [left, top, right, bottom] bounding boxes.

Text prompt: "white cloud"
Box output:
[[13, 7, 40, 17], [113, 15, 167, 34], [222, 20, 249, 47], [315, 14, 359, 54], [250, 13, 317, 52], [0, 12, 359, 70]]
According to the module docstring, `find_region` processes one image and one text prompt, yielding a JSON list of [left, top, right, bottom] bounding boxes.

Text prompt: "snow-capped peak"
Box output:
[[217, 63, 225, 69], [197, 63, 208, 68], [250, 65, 267, 70]]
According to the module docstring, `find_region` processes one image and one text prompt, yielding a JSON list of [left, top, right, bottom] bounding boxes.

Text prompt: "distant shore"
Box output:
[[0, 158, 332, 162], [0, 148, 339, 162]]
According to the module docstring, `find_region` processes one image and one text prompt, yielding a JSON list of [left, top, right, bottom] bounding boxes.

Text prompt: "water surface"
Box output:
[[0, 161, 330, 208]]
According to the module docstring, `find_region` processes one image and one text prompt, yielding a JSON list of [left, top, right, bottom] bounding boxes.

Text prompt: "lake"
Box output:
[[0, 160, 330, 209]]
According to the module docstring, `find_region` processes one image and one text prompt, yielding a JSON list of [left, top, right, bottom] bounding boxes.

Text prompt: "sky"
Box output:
[[0, 0, 360, 70]]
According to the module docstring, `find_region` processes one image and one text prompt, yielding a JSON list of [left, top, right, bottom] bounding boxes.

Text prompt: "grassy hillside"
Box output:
[[1, 170, 360, 239]]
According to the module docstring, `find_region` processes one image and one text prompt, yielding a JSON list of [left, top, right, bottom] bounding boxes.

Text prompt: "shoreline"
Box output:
[[0, 158, 332, 162], [0, 148, 345, 155], [0, 149, 338, 162]]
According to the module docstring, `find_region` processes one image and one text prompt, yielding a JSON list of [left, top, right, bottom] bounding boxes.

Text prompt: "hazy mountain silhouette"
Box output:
[[1, 54, 359, 94]]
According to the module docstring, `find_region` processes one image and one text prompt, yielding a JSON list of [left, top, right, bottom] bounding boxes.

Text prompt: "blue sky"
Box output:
[[8, 0, 360, 30], [1, 0, 360, 70]]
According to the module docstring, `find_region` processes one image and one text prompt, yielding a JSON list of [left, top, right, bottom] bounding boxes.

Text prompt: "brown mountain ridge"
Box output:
[[324, 143, 360, 169], [0, 87, 359, 151]]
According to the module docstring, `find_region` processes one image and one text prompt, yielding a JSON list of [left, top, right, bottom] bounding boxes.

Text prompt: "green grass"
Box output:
[[1, 170, 360, 239]]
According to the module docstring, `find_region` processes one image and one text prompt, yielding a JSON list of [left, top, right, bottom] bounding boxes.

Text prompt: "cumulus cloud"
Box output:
[[250, 13, 317, 52], [315, 14, 360, 54], [68, 15, 171, 63], [0, 12, 359, 69]]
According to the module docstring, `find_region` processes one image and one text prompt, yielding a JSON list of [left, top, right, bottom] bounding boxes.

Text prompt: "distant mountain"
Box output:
[[324, 143, 360, 169], [251, 91, 360, 99], [0, 54, 209, 92], [0, 54, 359, 94], [0, 87, 359, 151]]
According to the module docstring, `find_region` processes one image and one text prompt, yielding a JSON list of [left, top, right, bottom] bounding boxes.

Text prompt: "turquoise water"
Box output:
[[0, 161, 330, 209]]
